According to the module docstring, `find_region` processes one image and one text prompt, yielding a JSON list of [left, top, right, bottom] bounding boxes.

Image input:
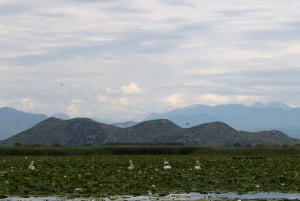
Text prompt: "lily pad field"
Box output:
[[1, 146, 300, 198]]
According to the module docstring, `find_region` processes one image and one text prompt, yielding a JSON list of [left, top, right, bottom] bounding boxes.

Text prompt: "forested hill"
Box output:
[[0, 117, 299, 147]]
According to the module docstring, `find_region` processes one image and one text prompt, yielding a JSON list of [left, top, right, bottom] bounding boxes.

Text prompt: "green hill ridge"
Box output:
[[1, 118, 299, 147]]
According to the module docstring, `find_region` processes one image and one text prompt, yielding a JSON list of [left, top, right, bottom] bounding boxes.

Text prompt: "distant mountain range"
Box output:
[[1, 117, 299, 147], [112, 121, 138, 128], [1, 102, 300, 143], [0, 107, 70, 140], [0, 107, 48, 140], [146, 102, 300, 138]]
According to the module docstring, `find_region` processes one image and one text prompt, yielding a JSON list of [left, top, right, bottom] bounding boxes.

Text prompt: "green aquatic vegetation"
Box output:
[[1, 154, 300, 197]]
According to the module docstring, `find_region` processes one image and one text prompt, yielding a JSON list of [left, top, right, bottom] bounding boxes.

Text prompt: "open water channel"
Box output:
[[2, 192, 300, 201]]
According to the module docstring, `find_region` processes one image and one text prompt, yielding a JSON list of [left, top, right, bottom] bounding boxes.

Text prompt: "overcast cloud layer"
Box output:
[[1, 0, 300, 121]]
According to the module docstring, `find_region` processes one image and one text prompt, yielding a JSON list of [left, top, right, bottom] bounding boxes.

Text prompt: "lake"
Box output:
[[2, 192, 300, 201]]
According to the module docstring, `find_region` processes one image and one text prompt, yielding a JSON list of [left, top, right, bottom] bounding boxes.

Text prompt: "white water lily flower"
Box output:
[[75, 187, 83, 192]]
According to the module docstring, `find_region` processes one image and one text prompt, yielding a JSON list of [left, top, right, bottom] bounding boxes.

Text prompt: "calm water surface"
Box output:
[[2, 192, 300, 201]]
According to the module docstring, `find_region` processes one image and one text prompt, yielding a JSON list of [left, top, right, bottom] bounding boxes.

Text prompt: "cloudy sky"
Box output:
[[1, 0, 300, 121]]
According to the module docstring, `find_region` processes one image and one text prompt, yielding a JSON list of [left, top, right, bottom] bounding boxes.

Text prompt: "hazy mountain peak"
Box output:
[[51, 113, 70, 120], [145, 103, 300, 138], [251, 102, 291, 109], [0, 107, 48, 140], [251, 102, 265, 108], [266, 102, 291, 109], [0, 107, 17, 112], [112, 121, 138, 128]]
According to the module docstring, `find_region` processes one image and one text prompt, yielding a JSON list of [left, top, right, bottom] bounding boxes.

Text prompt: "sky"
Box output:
[[1, 0, 300, 122]]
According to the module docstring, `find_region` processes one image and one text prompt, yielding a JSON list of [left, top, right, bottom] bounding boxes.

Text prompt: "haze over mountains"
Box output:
[[147, 102, 300, 138], [0, 107, 48, 140], [1, 118, 299, 147], [0, 107, 70, 140], [1, 102, 300, 142]]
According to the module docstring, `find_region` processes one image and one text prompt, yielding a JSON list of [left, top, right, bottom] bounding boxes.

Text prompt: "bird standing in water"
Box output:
[[194, 160, 202, 171], [128, 160, 135, 170], [163, 159, 171, 170], [28, 161, 36, 171]]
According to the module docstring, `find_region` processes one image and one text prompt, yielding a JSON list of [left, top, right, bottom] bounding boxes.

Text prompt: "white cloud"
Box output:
[[0, 99, 7, 107], [184, 68, 232, 76], [66, 99, 81, 117], [20, 98, 35, 111], [1, 0, 300, 121], [195, 93, 261, 106], [121, 82, 143, 94], [164, 92, 186, 107], [97, 95, 108, 103], [118, 97, 129, 106]]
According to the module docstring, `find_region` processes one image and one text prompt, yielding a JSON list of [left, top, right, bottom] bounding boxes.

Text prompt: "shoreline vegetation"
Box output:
[[1, 146, 300, 199], [2, 145, 300, 155]]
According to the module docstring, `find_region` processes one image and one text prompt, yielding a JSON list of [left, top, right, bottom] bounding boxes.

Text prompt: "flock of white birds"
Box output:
[[127, 159, 202, 171], [27, 160, 203, 171]]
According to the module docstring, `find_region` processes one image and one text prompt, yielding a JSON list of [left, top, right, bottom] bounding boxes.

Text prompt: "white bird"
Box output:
[[194, 160, 202, 171], [128, 160, 135, 170], [163, 159, 171, 170], [28, 161, 36, 171]]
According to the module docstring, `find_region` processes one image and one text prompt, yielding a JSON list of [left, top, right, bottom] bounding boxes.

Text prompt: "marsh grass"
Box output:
[[1, 147, 300, 197]]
